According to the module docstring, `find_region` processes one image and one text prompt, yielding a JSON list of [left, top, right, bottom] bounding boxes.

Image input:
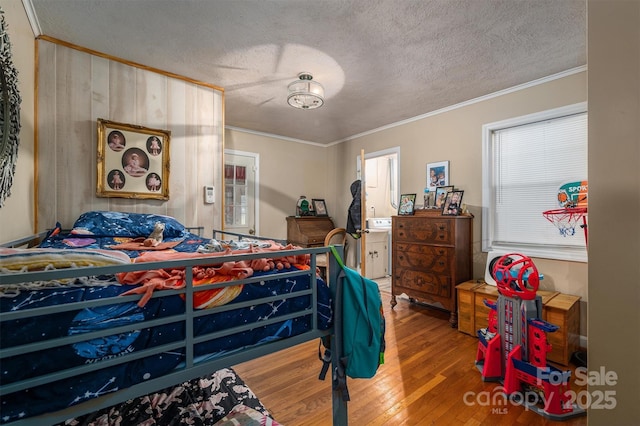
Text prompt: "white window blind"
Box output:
[[482, 104, 588, 262]]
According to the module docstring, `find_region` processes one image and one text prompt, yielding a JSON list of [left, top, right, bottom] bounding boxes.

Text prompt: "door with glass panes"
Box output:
[[224, 151, 257, 235]]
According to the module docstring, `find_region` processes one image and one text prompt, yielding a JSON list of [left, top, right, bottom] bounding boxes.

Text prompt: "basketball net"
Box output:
[[542, 207, 588, 245]]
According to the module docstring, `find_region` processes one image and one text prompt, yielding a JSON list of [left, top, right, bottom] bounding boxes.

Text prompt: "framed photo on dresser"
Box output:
[[424, 191, 436, 208], [442, 190, 464, 216], [398, 193, 416, 215], [434, 185, 453, 209], [312, 199, 328, 216]]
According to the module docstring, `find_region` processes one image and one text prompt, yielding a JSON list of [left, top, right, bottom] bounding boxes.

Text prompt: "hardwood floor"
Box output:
[[234, 291, 587, 425]]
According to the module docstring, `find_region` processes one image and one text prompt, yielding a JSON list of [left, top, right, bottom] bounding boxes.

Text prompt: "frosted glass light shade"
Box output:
[[287, 73, 324, 109]]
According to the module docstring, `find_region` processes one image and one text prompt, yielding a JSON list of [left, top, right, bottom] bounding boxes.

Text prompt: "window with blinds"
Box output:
[[482, 103, 588, 262]]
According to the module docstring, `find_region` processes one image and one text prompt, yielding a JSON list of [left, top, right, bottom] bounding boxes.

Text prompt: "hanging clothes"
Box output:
[[346, 180, 362, 238]]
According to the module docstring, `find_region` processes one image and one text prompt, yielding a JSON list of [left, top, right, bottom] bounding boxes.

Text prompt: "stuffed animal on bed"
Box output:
[[143, 222, 165, 247]]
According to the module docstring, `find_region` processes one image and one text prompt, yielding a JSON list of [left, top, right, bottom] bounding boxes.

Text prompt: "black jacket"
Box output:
[[346, 180, 362, 238]]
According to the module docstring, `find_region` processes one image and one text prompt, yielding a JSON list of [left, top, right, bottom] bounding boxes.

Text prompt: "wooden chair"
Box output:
[[316, 227, 347, 279]]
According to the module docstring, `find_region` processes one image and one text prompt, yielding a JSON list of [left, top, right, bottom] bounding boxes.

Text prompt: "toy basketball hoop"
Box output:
[[543, 207, 588, 244], [543, 180, 588, 245]]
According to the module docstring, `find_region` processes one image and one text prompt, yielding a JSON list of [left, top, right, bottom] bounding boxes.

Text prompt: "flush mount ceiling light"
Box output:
[[287, 72, 324, 110]]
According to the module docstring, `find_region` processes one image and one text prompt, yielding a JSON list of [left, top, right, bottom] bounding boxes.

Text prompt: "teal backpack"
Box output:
[[319, 246, 385, 399]]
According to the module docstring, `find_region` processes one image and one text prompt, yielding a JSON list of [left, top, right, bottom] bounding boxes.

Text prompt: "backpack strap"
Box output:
[[332, 268, 350, 402], [318, 249, 351, 401], [329, 245, 345, 268], [318, 339, 331, 380]]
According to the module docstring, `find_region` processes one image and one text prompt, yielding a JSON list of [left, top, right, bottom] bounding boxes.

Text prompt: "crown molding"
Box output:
[[21, 0, 42, 37]]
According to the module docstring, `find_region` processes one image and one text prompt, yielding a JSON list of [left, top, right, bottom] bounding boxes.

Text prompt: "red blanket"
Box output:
[[118, 244, 311, 307]]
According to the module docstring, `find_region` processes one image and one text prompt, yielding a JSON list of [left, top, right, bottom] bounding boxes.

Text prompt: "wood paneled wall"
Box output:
[[36, 38, 223, 234]]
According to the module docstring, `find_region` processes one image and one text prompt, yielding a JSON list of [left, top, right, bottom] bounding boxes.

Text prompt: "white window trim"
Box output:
[[481, 102, 588, 262]]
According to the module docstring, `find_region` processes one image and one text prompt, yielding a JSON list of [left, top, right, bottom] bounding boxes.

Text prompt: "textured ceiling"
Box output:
[[26, 0, 586, 145]]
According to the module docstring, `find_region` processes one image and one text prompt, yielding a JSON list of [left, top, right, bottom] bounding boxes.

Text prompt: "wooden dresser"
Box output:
[[391, 209, 473, 327], [286, 216, 335, 247]]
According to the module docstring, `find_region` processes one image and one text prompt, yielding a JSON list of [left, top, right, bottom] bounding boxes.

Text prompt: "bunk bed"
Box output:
[[0, 211, 348, 425]]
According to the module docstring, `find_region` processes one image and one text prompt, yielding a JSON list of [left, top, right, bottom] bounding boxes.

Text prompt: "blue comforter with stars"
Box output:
[[1, 245, 332, 423]]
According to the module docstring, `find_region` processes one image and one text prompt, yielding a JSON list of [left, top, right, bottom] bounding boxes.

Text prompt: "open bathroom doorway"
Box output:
[[356, 147, 400, 278]]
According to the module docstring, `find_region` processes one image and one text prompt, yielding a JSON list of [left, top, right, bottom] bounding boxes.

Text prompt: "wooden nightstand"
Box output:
[[543, 293, 581, 366], [456, 281, 484, 335]]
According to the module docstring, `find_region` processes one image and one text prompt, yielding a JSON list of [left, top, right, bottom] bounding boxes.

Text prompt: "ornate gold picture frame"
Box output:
[[97, 119, 170, 200]]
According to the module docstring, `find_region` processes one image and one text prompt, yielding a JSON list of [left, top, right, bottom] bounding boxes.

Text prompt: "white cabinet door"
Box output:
[[365, 232, 389, 279]]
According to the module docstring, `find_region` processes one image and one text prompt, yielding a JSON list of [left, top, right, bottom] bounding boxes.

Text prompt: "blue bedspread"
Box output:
[[0, 268, 331, 423], [37, 229, 208, 258], [0, 211, 332, 424]]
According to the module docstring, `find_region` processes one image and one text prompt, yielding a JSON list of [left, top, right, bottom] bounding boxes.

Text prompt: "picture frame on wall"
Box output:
[[442, 190, 464, 216], [312, 199, 328, 216], [427, 160, 450, 191], [398, 193, 417, 215], [96, 119, 171, 200], [434, 185, 454, 209]]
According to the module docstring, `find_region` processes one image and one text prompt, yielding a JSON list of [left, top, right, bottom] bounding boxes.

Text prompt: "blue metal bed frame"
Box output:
[[0, 235, 348, 425]]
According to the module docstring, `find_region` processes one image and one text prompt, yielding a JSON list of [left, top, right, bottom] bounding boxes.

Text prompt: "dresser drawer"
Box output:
[[394, 243, 450, 273], [394, 269, 451, 298], [393, 218, 453, 244]]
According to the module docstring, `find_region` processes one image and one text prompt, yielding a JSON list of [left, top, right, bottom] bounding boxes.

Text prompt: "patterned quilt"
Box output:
[[59, 368, 273, 426]]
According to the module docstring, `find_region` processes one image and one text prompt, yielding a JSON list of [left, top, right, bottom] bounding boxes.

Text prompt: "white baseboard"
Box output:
[[579, 335, 588, 350]]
